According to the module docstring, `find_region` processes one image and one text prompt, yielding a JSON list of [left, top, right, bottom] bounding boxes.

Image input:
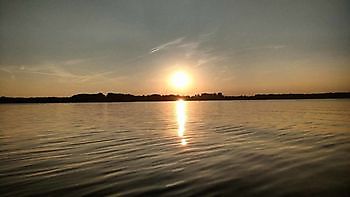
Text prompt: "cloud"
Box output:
[[241, 45, 287, 52], [123, 32, 224, 70], [62, 58, 87, 66], [177, 36, 226, 68], [149, 32, 216, 55], [0, 67, 13, 74], [0, 64, 113, 83], [0, 67, 15, 79], [149, 37, 185, 54], [150, 48, 160, 53]]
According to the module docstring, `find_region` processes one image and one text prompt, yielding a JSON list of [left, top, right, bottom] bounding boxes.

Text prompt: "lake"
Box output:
[[0, 100, 349, 196]]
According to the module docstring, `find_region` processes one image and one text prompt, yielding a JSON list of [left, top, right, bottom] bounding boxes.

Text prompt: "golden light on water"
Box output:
[[176, 99, 187, 145]]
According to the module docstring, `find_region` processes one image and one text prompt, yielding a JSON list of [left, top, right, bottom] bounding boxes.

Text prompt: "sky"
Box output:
[[0, 0, 349, 96]]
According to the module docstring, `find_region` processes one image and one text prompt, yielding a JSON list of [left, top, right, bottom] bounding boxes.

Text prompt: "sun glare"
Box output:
[[176, 99, 187, 146], [171, 71, 190, 89]]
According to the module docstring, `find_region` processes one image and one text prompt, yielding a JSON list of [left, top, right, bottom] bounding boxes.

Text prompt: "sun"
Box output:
[[171, 71, 190, 89]]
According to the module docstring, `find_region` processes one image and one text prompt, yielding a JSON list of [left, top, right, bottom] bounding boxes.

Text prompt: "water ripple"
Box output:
[[1, 100, 350, 196]]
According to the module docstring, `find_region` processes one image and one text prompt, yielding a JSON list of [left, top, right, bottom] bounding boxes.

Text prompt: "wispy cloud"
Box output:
[[22, 65, 78, 79], [0, 64, 113, 83], [147, 33, 223, 68], [241, 45, 287, 52], [62, 58, 87, 66], [0, 67, 15, 79], [149, 37, 185, 54], [1, 32, 226, 82], [106, 37, 188, 70], [176, 33, 225, 68]]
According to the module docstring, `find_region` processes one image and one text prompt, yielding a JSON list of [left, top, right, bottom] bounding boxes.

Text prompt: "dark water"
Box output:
[[1, 100, 349, 196]]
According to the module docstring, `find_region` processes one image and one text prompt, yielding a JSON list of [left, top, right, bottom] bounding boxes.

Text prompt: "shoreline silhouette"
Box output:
[[1, 92, 349, 103]]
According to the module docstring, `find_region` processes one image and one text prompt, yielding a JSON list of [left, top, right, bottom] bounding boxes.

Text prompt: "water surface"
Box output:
[[1, 100, 349, 196]]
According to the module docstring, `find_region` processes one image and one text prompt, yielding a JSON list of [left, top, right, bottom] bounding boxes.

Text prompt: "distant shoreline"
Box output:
[[1, 92, 349, 103]]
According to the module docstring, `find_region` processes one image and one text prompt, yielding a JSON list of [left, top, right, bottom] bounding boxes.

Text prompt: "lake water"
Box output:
[[1, 100, 349, 196]]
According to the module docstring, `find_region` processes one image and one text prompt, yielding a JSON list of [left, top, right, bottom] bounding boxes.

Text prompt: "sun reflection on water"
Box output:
[[176, 99, 187, 145]]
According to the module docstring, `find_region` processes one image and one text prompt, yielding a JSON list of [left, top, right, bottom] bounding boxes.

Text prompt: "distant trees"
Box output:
[[190, 93, 225, 100], [1, 92, 349, 103], [71, 93, 105, 102]]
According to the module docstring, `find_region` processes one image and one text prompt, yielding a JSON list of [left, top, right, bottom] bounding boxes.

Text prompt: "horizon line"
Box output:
[[2, 91, 350, 99]]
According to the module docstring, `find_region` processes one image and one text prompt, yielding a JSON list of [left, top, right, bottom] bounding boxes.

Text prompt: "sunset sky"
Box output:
[[0, 0, 349, 96]]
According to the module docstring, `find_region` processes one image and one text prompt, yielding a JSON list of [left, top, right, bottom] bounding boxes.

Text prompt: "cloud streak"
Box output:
[[0, 64, 113, 83], [240, 45, 287, 52], [149, 37, 185, 54]]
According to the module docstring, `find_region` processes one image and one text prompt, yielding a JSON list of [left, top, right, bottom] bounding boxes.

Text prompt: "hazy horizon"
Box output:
[[1, 0, 350, 97]]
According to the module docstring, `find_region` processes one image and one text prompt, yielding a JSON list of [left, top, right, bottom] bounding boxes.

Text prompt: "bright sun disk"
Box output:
[[171, 71, 190, 89]]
